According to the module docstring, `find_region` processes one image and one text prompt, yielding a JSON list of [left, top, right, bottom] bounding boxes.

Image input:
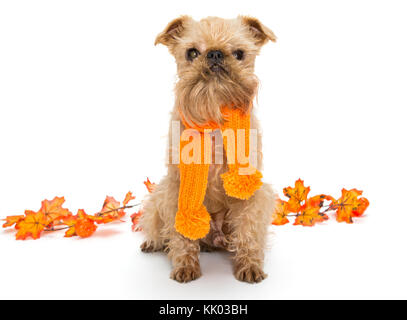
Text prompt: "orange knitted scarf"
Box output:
[[175, 106, 263, 240]]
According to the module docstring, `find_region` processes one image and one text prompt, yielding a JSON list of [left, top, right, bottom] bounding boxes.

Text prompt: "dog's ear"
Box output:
[[240, 16, 277, 46], [155, 16, 192, 47]]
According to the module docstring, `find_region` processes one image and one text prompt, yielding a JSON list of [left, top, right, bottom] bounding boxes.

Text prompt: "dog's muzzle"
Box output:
[[207, 50, 226, 73]]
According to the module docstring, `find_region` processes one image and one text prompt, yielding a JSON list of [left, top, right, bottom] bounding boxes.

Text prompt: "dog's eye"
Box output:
[[232, 50, 244, 60], [186, 48, 200, 61]]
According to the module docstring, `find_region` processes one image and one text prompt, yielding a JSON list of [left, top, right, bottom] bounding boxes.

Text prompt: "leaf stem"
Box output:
[[44, 202, 142, 232], [44, 226, 72, 232], [94, 203, 141, 216]]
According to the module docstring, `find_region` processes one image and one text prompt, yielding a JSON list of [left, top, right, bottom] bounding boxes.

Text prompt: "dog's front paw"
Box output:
[[234, 264, 267, 283], [170, 265, 201, 283], [140, 241, 164, 253]]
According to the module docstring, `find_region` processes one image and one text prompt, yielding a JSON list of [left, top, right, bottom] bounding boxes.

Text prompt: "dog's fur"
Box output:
[[139, 16, 276, 283]]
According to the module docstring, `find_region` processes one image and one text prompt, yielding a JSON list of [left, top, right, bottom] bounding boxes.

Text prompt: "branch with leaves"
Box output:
[[2, 177, 369, 239], [130, 178, 156, 232], [2, 192, 140, 240], [272, 179, 370, 226]]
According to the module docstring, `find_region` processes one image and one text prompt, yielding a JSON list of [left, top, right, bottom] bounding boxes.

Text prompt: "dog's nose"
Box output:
[[207, 50, 224, 64]]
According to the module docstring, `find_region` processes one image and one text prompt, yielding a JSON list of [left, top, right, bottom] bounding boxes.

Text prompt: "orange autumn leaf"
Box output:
[[61, 208, 92, 237], [131, 210, 143, 231], [283, 179, 310, 213], [2, 191, 137, 240], [144, 178, 156, 193], [15, 210, 47, 240], [293, 195, 329, 227], [88, 210, 114, 225], [39, 197, 72, 226], [273, 179, 369, 226], [130, 179, 156, 231], [123, 191, 135, 207], [62, 215, 78, 237], [100, 196, 125, 220], [2, 215, 25, 228], [331, 188, 370, 223], [75, 210, 97, 238], [92, 215, 116, 224], [272, 199, 290, 226], [63, 210, 99, 237]]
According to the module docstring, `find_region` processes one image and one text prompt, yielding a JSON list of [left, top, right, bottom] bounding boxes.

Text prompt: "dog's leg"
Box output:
[[168, 233, 201, 283], [139, 191, 166, 252], [140, 171, 201, 282], [140, 241, 166, 253], [227, 183, 275, 283], [139, 175, 178, 253]]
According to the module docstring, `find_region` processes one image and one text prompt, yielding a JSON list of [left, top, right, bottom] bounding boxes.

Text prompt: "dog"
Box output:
[[139, 16, 276, 283]]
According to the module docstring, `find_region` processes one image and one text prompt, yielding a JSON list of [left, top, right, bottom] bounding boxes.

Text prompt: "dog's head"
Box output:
[[156, 16, 276, 126]]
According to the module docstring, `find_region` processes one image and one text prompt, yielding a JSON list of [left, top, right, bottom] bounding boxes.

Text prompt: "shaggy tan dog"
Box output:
[[139, 16, 276, 283]]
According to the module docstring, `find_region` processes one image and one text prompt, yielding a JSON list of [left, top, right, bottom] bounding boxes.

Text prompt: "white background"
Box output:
[[1, 0, 406, 299]]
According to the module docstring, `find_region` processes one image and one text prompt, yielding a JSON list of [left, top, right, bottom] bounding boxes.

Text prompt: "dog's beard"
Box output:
[[175, 68, 258, 127]]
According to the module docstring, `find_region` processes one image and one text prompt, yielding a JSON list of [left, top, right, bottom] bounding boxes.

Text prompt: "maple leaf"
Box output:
[[331, 188, 369, 223], [352, 197, 370, 217], [283, 179, 310, 212], [91, 215, 115, 224], [99, 196, 125, 220], [144, 178, 156, 193], [15, 210, 47, 240], [63, 209, 99, 237], [2, 191, 137, 240], [62, 215, 78, 237], [69, 209, 97, 238], [39, 197, 72, 226], [294, 195, 330, 227], [131, 210, 142, 232], [2, 215, 25, 228], [272, 199, 290, 226], [76, 220, 97, 238], [123, 191, 135, 207]]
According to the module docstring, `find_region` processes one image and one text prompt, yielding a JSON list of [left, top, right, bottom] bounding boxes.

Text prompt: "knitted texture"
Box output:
[[175, 132, 211, 240], [176, 106, 263, 240], [220, 107, 263, 199]]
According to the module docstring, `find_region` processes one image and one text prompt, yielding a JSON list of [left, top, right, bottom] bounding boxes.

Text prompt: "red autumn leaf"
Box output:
[[271, 199, 290, 226], [2, 215, 25, 228], [283, 179, 310, 213], [15, 210, 47, 240], [144, 178, 156, 193]]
